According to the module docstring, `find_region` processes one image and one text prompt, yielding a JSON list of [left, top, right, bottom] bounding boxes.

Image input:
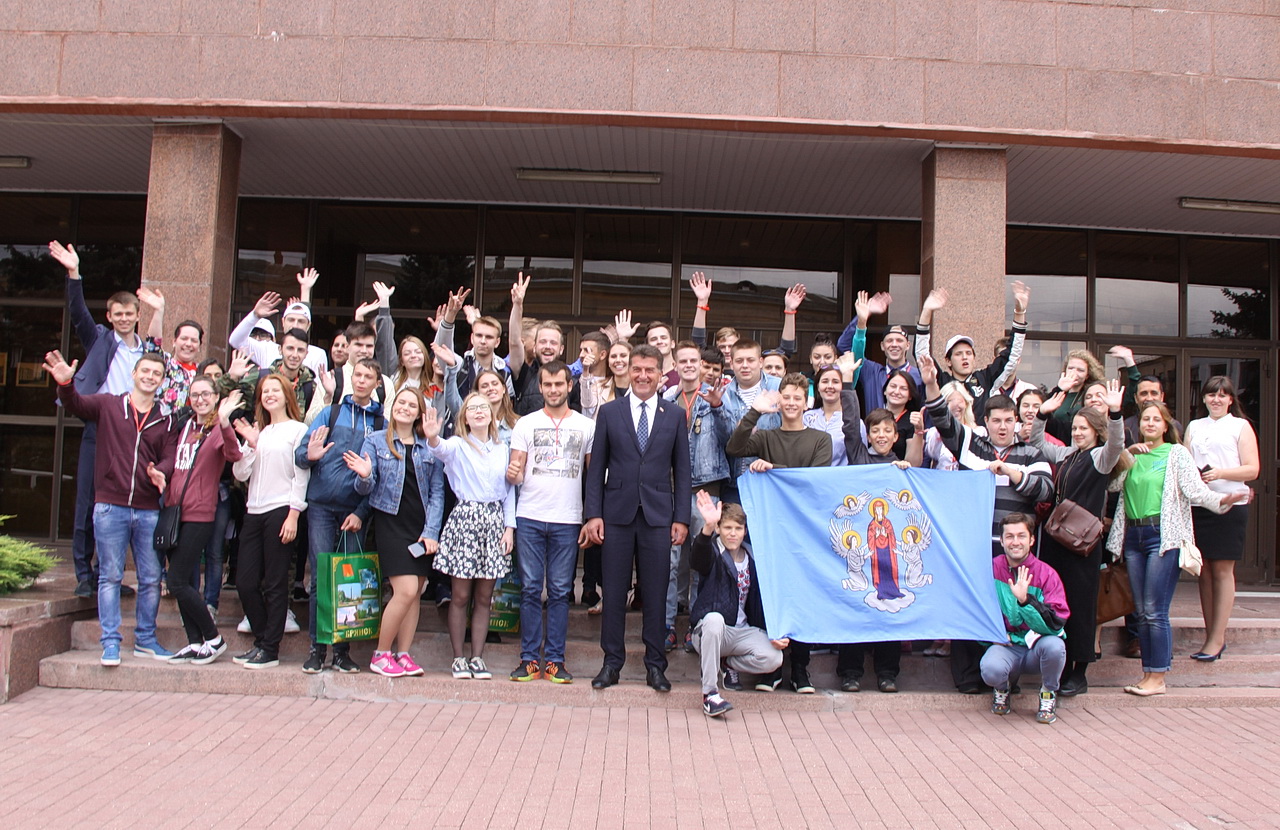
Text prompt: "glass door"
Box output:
[[1184, 350, 1272, 582]]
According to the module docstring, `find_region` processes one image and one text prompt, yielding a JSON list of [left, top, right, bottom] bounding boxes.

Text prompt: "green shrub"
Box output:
[[0, 516, 59, 594]]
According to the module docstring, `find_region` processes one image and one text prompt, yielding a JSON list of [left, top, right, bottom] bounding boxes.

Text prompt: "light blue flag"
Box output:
[[739, 465, 1005, 644]]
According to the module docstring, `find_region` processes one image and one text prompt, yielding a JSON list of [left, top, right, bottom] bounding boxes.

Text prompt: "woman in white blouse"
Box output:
[[424, 392, 516, 681], [1185, 376, 1259, 662], [231, 374, 310, 670]]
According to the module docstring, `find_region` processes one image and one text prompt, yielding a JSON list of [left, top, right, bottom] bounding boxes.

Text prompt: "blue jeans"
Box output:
[[307, 504, 365, 649], [190, 490, 231, 608], [515, 519, 580, 664], [92, 503, 161, 648], [1124, 524, 1181, 673], [980, 638, 1067, 692]]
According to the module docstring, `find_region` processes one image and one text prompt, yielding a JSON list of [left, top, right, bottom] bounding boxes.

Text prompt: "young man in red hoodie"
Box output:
[[45, 349, 178, 667]]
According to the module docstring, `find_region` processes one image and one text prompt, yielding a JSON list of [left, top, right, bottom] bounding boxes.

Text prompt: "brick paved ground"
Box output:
[[0, 688, 1276, 829]]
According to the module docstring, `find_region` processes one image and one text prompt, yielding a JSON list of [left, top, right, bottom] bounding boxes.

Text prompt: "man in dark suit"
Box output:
[[583, 345, 691, 691]]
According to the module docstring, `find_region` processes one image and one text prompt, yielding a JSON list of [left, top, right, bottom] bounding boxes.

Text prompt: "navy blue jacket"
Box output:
[[690, 532, 767, 631], [585, 395, 691, 527], [68, 277, 122, 395]]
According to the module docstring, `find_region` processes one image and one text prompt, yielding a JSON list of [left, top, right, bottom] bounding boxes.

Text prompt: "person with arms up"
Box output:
[[583, 345, 691, 693], [45, 349, 177, 665]]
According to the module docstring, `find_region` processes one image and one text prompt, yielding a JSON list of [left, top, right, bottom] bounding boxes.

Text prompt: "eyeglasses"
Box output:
[[465, 405, 491, 413], [189, 391, 216, 400]]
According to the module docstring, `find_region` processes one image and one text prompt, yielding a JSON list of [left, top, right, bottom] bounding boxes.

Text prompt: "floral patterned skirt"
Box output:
[[435, 500, 511, 580]]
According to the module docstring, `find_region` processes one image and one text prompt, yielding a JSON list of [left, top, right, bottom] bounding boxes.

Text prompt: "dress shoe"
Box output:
[[877, 677, 898, 693], [1123, 683, 1166, 697], [1191, 645, 1226, 662], [1058, 675, 1088, 697], [1123, 639, 1142, 659], [838, 673, 860, 693], [591, 666, 620, 689], [646, 666, 672, 692]]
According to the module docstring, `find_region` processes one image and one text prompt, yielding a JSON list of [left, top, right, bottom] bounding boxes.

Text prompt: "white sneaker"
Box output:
[[284, 609, 301, 633], [237, 615, 251, 634], [451, 657, 471, 679], [468, 657, 492, 680], [206, 604, 218, 621]]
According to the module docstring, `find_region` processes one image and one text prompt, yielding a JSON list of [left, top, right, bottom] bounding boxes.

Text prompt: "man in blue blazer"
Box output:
[[583, 345, 691, 691]]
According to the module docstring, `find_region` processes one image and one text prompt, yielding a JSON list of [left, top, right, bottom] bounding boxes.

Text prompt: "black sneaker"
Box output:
[[291, 585, 310, 602], [119, 584, 136, 597], [839, 672, 860, 693], [721, 667, 743, 692], [703, 693, 734, 718], [543, 662, 573, 684], [74, 580, 95, 599], [169, 644, 200, 662], [233, 648, 261, 665], [331, 650, 360, 673], [755, 668, 783, 692], [244, 650, 279, 670], [581, 590, 601, 608], [792, 668, 816, 694], [302, 649, 326, 674]]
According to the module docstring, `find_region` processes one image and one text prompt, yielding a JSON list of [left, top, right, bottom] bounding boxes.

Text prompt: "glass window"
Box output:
[[0, 305, 68, 417], [76, 197, 147, 300], [0, 425, 57, 537], [1190, 355, 1261, 424], [1095, 233, 1178, 337], [482, 210, 574, 323], [1100, 345, 1178, 418], [59, 425, 82, 538], [1186, 238, 1269, 340], [582, 212, 673, 324], [237, 199, 310, 305], [681, 215, 843, 346], [872, 223, 922, 329], [1006, 228, 1088, 333], [0, 195, 72, 299]]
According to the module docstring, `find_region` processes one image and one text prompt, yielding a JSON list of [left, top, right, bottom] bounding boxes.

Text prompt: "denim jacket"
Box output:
[[353, 433, 445, 542], [663, 383, 732, 486], [712, 373, 782, 481]]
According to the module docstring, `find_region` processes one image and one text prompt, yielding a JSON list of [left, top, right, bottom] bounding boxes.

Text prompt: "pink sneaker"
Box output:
[[370, 651, 406, 678], [396, 653, 424, 676]]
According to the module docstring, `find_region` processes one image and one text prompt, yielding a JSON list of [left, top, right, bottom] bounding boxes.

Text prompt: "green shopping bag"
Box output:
[[316, 534, 382, 645], [488, 563, 521, 634]]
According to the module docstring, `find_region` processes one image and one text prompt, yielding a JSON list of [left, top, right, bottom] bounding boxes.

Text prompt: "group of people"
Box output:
[[46, 238, 1257, 721]]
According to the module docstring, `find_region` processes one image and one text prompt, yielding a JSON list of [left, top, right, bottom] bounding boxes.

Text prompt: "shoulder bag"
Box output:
[[154, 423, 204, 553], [1043, 451, 1104, 556]]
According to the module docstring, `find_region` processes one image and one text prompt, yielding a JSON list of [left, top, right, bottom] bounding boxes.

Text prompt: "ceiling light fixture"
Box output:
[[0, 156, 31, 169], [1178, 197, 1280, 216], [516, 168, 662, 185]]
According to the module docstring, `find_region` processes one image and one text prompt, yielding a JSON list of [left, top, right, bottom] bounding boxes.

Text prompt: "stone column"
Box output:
[[920, 145, 1007, 366], [140, 122, 241, 361]]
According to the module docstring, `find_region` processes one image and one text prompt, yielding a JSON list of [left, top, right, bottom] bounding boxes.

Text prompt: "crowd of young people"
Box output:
[[44, 240, 1257, 721]]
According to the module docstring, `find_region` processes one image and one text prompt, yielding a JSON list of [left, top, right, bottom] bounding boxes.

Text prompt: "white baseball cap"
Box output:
[[944, 334, 975, 357]]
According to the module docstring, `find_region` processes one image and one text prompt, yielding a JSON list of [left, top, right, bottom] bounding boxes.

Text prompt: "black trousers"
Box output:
[[237, 507, 292, 658], [837, 641, 901, 680], [580, 544, 602, 595], [167, 520, 218, 644], [600, 519, 671, 672], [950, 640, 988, 690]]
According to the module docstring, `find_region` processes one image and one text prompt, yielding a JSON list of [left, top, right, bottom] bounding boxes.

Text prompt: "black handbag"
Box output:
[[154, 424, 204, 553]]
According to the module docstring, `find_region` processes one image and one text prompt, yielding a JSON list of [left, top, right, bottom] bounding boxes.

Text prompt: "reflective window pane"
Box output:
[[582, 212, 673, 324], [482, 210, 574, 322], [1190, 355, 1261, 424], [0, 425, 56, 537], [236, 199, 310, 305], [1006, 227, 1089, 333], [1095, 233, 1178, 337], [0, 306, 67, 417], [1010, 339, 1087, 391], [1186, 238, 1269, 340], [1100, 345, 1177, 418], [0, 195, 72, 299]]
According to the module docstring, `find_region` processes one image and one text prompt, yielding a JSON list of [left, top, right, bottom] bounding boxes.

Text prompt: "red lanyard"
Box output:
[[131, 401, 153, 434], [679, 389, 698, 426]]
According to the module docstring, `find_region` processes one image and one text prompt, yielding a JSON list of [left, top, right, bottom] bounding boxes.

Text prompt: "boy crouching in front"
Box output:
[[689, 491, 788, 717]]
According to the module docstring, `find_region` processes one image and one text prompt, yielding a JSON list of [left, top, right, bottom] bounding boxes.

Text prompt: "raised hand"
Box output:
[[581, 349, 597, 370], [217, 390, 244, 424], [228, 349, 252, 382], [296, 267, 320, 293], [1011, 280, 1031, 314], [753, 390, 781, 414], [511, 272, 530, 305], [1108, 344, 1136, 367], [146, 463, 167, 494], [462, 304, 480, 326], [372, 280, 396, 308], [136, 286, 165, 312], [317, 369, 336, 399], [1102, 379, 1124, 413], [253, 291, 282, 319], [866, 291, 892, 317], [431, 341, 459, 368], [835, 351, 861, 383], [854, 290, 872, 322], [306, 425, 334, 461], [443, 285, 471, 322], [784, 283, 807, 312], [922, 288, 948, 314], [354, 299, 380, 322], [48, 240, 80, 276], [613, 309, 637, 342], [917, 352, 938, 388], [233, 418, 260, 449], [42, 350, 77, 385], [1038, 389, 1067, 415], [421, 406, 441, 442], [698, 381, 725, 408], [690, 271, 712, 304], [909, 410, 925, 432], [1009, 565, 1031, 604], [695, 489, 721, 530]]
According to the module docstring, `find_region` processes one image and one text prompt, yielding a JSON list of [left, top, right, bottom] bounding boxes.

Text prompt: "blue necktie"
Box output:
[[636, 400, 649, 454]]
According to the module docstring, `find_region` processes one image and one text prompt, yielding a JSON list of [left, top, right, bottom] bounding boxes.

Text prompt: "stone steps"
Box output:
[[38, 650, 1280, 712]]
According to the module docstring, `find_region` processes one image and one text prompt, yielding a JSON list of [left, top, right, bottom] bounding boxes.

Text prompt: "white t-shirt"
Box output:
[[1187, 414, 1251, 497], [511, 409, 596, 524], [733, 555, 751, 628]]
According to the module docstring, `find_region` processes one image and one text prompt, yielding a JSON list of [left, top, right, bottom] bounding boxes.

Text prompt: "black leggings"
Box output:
[[167, 521, 218, 644], [237, 507, 292, 658]]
